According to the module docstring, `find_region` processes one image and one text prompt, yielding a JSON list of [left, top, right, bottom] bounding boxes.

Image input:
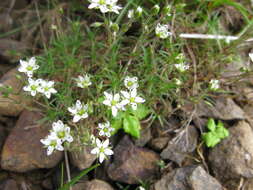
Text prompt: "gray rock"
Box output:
[[153, 165, 223, 190], [161, 126, 198, 166], [187, 166, 223, 190], [196, 97, 245, 120], [209, 121, 253, 184], [1, 110, 63, 172], [70, 145, 96, 170], [108, 136, 160, 184]]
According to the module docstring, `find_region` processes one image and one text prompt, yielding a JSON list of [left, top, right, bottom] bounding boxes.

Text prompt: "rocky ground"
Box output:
[[0, 61, 252, 189], [1, 0, 253, 190]]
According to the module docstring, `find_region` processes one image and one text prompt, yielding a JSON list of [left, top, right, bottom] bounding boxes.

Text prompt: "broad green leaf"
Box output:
[[217, 120, 224, 129], [202, 132, 220, 148], [216, 126, 229, 139], [207, 118, 216, 132], [131, 104, 150, 120], [123, 115, 141, 138], [111, 118, 123, 134]]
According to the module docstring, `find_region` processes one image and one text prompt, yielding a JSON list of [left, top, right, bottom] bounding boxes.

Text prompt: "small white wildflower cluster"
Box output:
[[88, 0, 122, 14], [90, 76, 145, 163], [174, 53, 190, 72], [103, 76, 145, 117], [90, 121, 115, 163], [41, 75, 92, 155], [41, 120, 73, 155], [155, 23, 171, 39], [18, 57, 57, 99], [68, 100, 89, 123], [209, 79, 220, 91]]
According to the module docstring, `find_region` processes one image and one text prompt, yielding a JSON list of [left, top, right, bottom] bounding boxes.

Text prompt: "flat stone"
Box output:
[[0, 68, 30, 116], [153, 165, 223, 190], [73, 180, 114, 190], [149, 137, 170, 151], [108, 136, 160, 184], [196, 97, 245, 120], [161, 126, 198, 166], [209, 121, 253, 186], [1, 110, 63, 172], [70, 145, 96, 170], [134, 124, 152, 147]]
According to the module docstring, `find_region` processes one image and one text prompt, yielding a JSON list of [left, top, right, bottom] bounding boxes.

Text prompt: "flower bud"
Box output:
[[90, 22, 103, 28], [162, 5, 172, 16], [136, 6, 143, 17], [110, 22, 119, 32], [151, 4, 160, 15]]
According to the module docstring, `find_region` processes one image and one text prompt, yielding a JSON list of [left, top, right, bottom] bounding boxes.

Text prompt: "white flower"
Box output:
[[40, 133, 64, 156], [98, 121, 114, 137], [174, 78, 182, 86], [37, 80, 57, 99], [23, 78, 42, 96], [136, 6, 143, 16], [90, 138, 113, 163], [124, 76, 138, 90], [18, 57, 39, 77], [120, 88, 145, 110], [127, 9, 134, 18], [102, 92, 123, 117], [209, 79, 220, 91], [107, 0, 122, 14], [88, 0, 122, 14], [139, 187, 145, 190], [68, 100, 89, 123], [75, 74, 92, 88], [155, 23, 171, 39], [249, 53, 253, 62], [52, 120, 73, 143], [174, 62, 190, 72], [88, 0, 109, 13]]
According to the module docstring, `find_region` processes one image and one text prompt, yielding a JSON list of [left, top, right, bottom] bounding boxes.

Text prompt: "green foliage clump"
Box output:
[[202, 118, 229, 148]]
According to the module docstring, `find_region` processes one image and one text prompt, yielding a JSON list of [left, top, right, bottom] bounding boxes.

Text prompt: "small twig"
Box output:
[[64, 150, 72, 190]]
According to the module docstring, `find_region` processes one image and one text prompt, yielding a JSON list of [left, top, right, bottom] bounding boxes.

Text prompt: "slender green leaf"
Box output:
[[58, 164, 99, 190]]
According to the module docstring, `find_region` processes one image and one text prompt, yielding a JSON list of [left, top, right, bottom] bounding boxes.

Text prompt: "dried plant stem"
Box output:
[[179, 33, 253, 42], [64, 150, 72, 190]]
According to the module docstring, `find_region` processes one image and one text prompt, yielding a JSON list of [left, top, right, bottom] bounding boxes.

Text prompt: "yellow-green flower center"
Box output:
[[44, 87, 50, 91], [111, 100, 118, 106], [78, 109, 86, 116], [26, 66, 33, 71], [99, 147, 105, 153], [127, 81, 133, 87], [82, 81, 89, 87], [50, 140, 57, 147], [57, 131, 65, 139], [99, 0, 105, 4], [31, 85, 37, 91], [130, 97, 135, 103]]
